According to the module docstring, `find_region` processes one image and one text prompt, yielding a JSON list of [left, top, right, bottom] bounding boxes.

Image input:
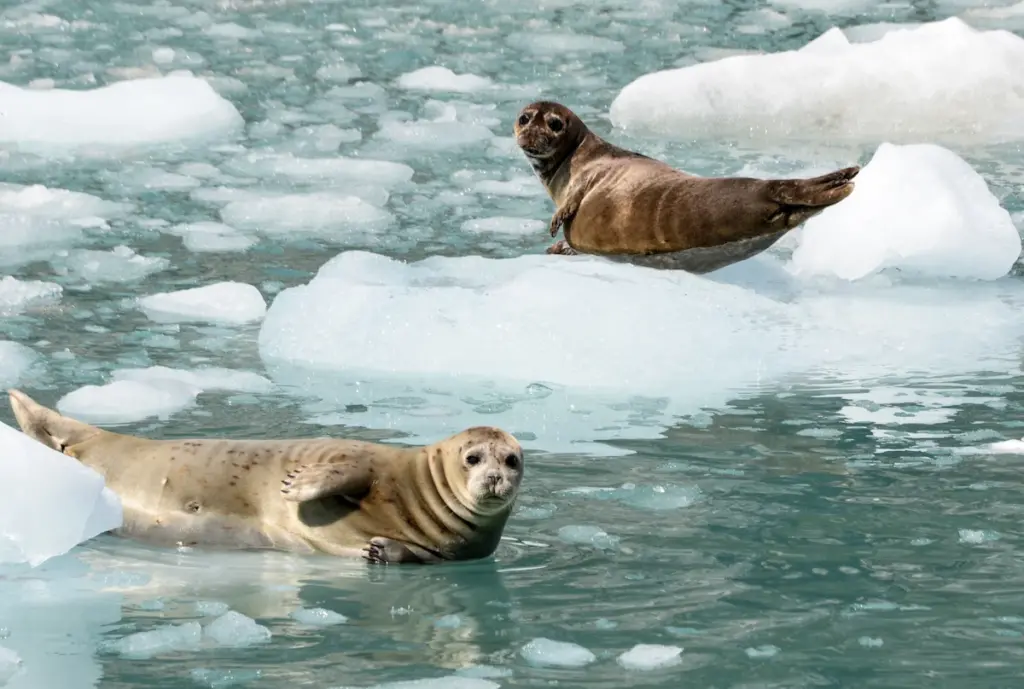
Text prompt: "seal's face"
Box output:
[[514, 101, 581, 167], [455, 428, 524, 508]]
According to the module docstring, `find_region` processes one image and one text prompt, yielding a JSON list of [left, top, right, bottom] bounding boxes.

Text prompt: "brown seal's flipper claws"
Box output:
[[767, 165, 860, 209], [546, 239, 579, 255], [280, 458, 374, 503], [362, 536, 443, 565], [8, 389, 101, 454]]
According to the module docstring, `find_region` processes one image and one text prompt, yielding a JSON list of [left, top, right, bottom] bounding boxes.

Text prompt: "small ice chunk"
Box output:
[[461, 217, 545, 235], [190, 667, 262, 688], [507, 32, 624, 55], [472, 176, 545, 197], [958, 529, 1000, 544], [289, 607, 348, 626], [745, 644, 780, 658], [105, 166, 202, 193], [790, 143, 1021, 281], [453, 666, 512, 679], [166, 221, 256, 253], [335, 679, 499, 689], [396, 66, 493, 93], [0, 342, 38, 388], [520, 638, 596, 668], [195, 601, 230, 617], [0, 277, 62, 314], [137, 282, 267, 325], [222, 152, 413, 187], [557, 525, 620, 549], [203, 22, 263, 40], [0, 73, 244, 153], [617, 644, 683, 670], [50, 246, 169, 284], [374, 108, 494, 150], [982, 439, 1024, 453], [203, 611, 271, 648], [609, 18, 1024, 144], [0, 646, 21, 684], [858, 636, 884, 647], [220, 193, 393, 239], [0, 419, 122, 567], [433, 614, 461, 629], [102, 622, 202, 658], [315, 61, 362, 82]]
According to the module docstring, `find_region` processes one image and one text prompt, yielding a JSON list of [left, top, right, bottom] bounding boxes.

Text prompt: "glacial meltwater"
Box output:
[[2, 0, 1024, 686]]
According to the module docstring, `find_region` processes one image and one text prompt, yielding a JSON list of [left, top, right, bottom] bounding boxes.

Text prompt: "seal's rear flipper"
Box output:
[[764, 165, 860, 229], [7, 389, 101, 454]]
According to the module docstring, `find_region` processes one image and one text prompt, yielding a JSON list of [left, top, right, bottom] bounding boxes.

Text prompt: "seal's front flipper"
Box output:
[[546, 239, 579, 255], [8, 389, 102, 455], [280, 458, 374, 503], [362, 536, 443, 565]]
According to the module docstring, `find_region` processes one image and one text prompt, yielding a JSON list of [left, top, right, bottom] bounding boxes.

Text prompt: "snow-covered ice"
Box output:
[[617, 644, 683, 670], [0, 73, 244, 153], [0, 277, 62, 315], [396, 66, 494, 93], [137, 282, 267, 325], [50, 246, 170, 284], [790, 143, 1022, 280], [610, 18, 1024, 144], [56, 366, 273, 424], [0, 419, 122, 567], [519, 638, 596, 667]]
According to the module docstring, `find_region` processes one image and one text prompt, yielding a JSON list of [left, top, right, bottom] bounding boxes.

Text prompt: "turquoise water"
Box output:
[[3, 0, 1024, 687]]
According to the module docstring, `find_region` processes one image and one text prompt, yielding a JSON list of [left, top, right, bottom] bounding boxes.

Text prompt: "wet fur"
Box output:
[[514, 100, 860, 273], [7, 389, 523, 564]]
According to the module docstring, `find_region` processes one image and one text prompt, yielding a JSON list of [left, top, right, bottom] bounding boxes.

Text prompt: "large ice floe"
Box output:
[[0, 73, 244, 154], [258, 142, 1024, 454], [0, 420, 122, 567], [609, 18, 1024, 144]]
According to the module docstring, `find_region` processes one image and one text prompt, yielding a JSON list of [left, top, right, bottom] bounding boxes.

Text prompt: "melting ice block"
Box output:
[[0, 73, 244, 153], [137, 282, 267, 325], [609, 18, 1024, 144], [0, 420, 122, 567], [789, 143, 1022, 280]]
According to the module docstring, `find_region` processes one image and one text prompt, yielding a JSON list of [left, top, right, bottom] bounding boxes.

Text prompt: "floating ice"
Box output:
[[617, 644, 683, 670], [0, 647, 20, 684], [433, 614, 461, 629], [0, 342, 38, 388], [374, 107, 495, 151], [396, 66, 494, 93], [103, 166, 202, 193], [190, 667, 263, 688], [790, 143, 1021, 281], [560, 483, 702, 511], [101, 622, 202, 658], [858, 636, 884, 647], [958, 529, 1000, 544], [165, 221, 255, 253], [746, 645, 780, 658], [222, 152, 413, 187], [609, 18, 1024, 144], [258, 248, 1024, 454], [977, 439, 1024, 453], [289, 607, 348, 626], [0, 419, 123, 567], [0, 73, 244, 153], [56, 366, 274, 424], [333, 679, 500, 689], [203, 612, 271, 648], [137, 282, 267, 325], [195, 601, 231, 617], [507, 32, 624, 55], [0, 277, 62, 315], [472, 176, 545, 198], [219, 192, 393, 240], [519, 638, 596, 668], [461, 217, 545, 235], [315, 61, 362, 82], [557, 525, 620, 549], [50, 246, 170, 284]]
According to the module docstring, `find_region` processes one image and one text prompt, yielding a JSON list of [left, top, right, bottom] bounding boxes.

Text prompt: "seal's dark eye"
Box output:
[[466, 454, 481, 466], [505, 454, 519, 469], [548, 118, 563, 132], [517, 113, 530, 126]]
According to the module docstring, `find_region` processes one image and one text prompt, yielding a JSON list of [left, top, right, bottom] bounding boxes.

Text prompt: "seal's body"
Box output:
[[514, 101, 860, 273], [8, 390, 524, 565]]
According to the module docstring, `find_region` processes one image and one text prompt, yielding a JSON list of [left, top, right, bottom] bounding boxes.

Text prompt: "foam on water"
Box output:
[[519, 638, 596, 668], [617, 644, 684, 670], [0, 73, 244, 154], [790, 143, 1021, 280], [57, 366, 273, 424], [137, 282, 267, 325], [0, 277, 61, 315], [50, 246, 170, 284], [609, 18, 1024, 144], [0, 420, 122, 567], [0, 342, 38, 389]]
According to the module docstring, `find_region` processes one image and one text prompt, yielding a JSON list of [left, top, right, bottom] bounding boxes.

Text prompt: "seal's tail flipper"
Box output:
[[763, 165, 860, 230], [8, 389, 101, 454]]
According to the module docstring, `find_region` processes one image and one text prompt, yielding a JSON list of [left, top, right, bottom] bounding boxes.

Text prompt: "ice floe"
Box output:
[[617, 644, 683, 670], [137, 282, 267, 325], [50, 246, 170, 284], [396, 66, 494, 93], [609, 18, 1024, 144], [519, 638, 596, 667], [0, 277, 62, 315]]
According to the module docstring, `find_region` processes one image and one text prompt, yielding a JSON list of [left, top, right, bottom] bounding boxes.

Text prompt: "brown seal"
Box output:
[[7, 389, 524, 565], [514, 100, 860, 273]]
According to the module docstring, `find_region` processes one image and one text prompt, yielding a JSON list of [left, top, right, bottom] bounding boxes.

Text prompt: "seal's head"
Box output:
[[440, 426, 524, 513], [514, 100, 585, 170]]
